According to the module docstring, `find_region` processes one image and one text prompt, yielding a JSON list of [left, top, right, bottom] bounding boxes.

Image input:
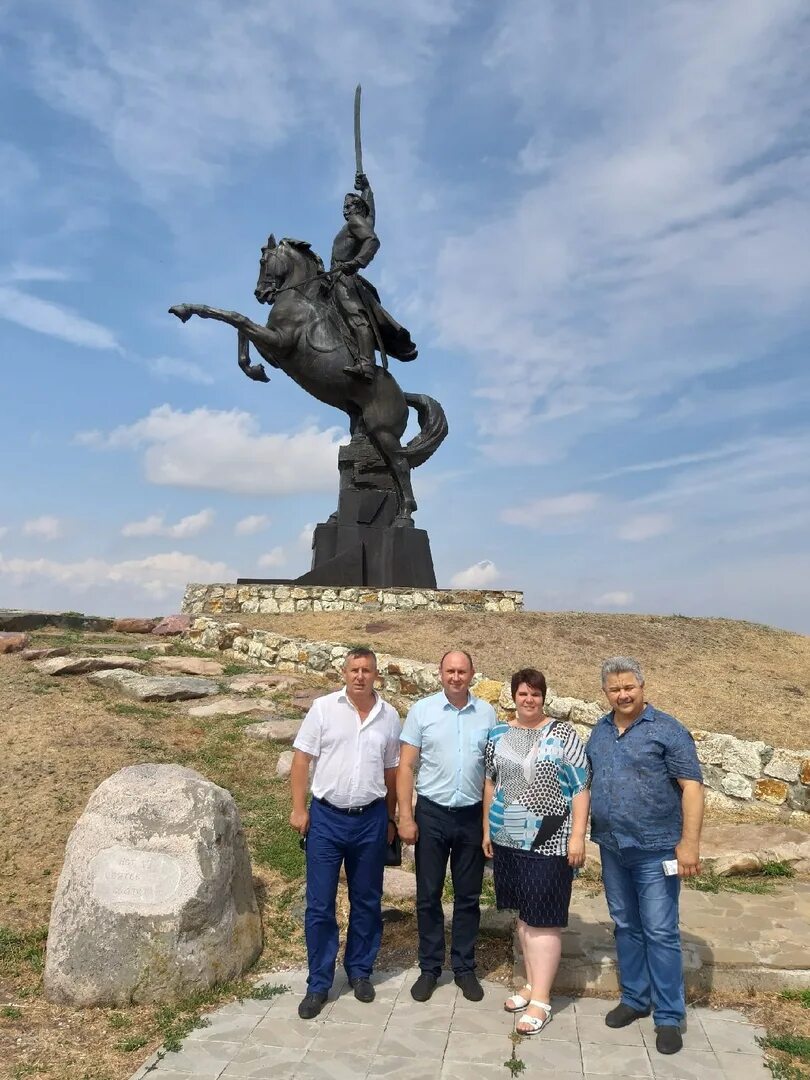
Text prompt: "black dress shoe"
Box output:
[[298, 991, 328, 1019], [656, 1026, 683, 1054], [454, 972, 484, 1002], [410, 972, 438, 1002], [350, 977, 375, 1003], [605, 1002, 651, 1028]]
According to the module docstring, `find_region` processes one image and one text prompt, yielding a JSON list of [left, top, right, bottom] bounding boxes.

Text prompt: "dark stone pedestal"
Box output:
[[298, 521, 436, 588], [239, 436, 438, 588], [295, 438, 437, 588]]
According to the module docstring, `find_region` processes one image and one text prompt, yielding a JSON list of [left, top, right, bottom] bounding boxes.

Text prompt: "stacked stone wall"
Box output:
[[182, 583, 523, 616], [186, 617, 810, 823]]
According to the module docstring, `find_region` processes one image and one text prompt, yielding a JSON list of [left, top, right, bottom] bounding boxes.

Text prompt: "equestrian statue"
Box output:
[[169, 87, 447, 587]]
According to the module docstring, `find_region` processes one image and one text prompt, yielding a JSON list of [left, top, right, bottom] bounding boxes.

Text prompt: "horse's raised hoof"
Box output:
[[169, 304, 192, 323]]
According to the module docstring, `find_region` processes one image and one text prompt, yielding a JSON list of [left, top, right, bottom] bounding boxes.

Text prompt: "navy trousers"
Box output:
[[414, 796, 485, 977], [304, 798, 388, 993]]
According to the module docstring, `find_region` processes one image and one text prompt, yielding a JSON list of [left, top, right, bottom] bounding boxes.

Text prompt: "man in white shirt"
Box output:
[[289, 647, 401, 1019]]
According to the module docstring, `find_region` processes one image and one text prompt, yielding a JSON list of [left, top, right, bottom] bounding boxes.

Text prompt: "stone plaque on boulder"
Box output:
[[44, 764, 262, 1006], [90, 847, 186, 912]]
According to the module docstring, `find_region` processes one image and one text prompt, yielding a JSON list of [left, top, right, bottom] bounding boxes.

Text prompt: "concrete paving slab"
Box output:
[[128, 967, 772, 1080], [714, 1050, 772, 1078], [699, 1017, 767, 1055], [580, 1041, 651, 1076], [649, 1047, 727, 1079]]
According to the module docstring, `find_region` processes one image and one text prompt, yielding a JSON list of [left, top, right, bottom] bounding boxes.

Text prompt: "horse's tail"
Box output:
[[402, 393, 449, 468]]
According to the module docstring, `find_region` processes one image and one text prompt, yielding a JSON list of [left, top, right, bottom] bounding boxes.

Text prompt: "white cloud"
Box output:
[[433, 1, 810, 458], [235, 514, 271, 536], [3, 263, 74, 283], [22, 515, 64, 541], [501, 493, 600, 528], [616, 515, 673, 542], [0, 141, 39, 208], [298, 523, 316, 549], [595, 591, 634, 608], [0, 550, 233, 600], [78, 405, 345, 496], [121, 509, 214, 539], [0, 286, 120, 350], [257, 547, 286, 570], [450, 560, 500, 589], [18, 1, 460, 202], [597, 445, 744, 481], [146, 355, 214, 385]]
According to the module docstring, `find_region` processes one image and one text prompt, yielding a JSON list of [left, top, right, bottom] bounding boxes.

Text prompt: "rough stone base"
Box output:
[[182, 583, 524, 616]]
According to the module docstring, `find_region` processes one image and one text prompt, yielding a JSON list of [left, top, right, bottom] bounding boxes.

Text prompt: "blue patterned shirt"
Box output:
[[485, 721, 591, 856], [586, 704, 703, 851]]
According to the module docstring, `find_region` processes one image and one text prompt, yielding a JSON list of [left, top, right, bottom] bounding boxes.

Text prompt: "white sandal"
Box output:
[[516, 1000, 552, 1035], [503, 985, 533, 1013]]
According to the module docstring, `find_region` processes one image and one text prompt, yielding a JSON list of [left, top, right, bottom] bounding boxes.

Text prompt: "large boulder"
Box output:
[[44, 764, 262, 1006]]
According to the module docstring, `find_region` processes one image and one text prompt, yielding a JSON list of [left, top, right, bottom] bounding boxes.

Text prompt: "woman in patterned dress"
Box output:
[[483, 667, 591, 1035]]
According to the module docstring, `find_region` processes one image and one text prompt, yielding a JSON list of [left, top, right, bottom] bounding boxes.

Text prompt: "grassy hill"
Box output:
[[234, 610, 810, 751]]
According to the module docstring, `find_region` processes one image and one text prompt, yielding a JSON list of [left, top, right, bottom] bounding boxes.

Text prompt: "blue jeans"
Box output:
[[305, 798, 387, 994], [599, 844, 684, 1027]]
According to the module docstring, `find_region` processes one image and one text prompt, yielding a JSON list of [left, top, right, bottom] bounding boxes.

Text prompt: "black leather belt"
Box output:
[[315, 796, 384, 816]]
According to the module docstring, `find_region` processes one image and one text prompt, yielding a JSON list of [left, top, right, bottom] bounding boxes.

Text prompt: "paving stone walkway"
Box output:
[[131, 968, 770, 1080]]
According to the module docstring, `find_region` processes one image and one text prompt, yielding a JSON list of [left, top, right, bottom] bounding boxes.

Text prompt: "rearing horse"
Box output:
[[169, 236, 447, 525]]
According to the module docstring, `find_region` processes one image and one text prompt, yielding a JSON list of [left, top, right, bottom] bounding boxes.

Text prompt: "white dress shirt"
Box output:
[[293, 688, 401, 808]]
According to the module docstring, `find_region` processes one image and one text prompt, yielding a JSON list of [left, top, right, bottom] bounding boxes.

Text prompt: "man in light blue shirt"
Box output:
[[397, 650, 497, 1003]]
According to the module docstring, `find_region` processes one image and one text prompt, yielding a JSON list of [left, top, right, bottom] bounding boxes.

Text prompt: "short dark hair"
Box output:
[[510, 667, 547, 702], [439, 649, 474, 671], [344, 646, 377, 667]]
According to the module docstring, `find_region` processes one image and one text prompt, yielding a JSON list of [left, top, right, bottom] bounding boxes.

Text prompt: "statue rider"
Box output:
[[331, 172, 382, 381]]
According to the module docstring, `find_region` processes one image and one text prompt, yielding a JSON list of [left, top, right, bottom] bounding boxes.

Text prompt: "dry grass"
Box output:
[[1, 622, 807, 1078], [0, 633, 310, 1079], [235, 610, 810, 750]]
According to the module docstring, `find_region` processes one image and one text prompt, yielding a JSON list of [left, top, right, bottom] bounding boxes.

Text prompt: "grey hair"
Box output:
[[601, 656, 645, 687]]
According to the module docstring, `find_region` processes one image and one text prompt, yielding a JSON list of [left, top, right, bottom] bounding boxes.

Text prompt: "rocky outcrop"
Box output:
[[151, 656, 225, 677], [44, 764, 261, 1005], [33, 656, 146, 676], [242, 718, 301, 742], [87, 669, 219, 702], [187, 698, 269, 718]]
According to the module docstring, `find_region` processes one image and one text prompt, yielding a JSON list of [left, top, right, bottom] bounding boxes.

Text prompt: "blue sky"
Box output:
[[2, 0, 809, 632]]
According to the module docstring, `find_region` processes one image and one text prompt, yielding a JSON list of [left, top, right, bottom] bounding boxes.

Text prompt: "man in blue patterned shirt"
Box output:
[[586, 657, 704, 1057]]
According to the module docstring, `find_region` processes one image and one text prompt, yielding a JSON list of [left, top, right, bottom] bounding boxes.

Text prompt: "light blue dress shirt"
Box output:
[[400, 691, 498, 807]]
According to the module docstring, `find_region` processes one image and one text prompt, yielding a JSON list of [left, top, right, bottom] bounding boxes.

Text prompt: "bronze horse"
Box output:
[[170, 236, 447, 524]]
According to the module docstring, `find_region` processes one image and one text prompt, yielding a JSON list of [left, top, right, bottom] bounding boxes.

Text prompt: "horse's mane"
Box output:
[[281, 237, 325, 274]]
